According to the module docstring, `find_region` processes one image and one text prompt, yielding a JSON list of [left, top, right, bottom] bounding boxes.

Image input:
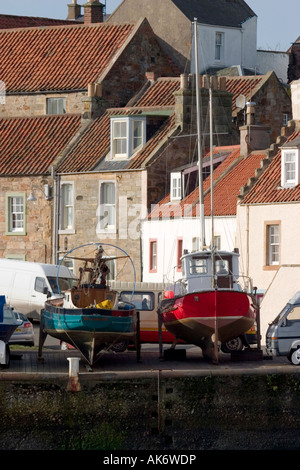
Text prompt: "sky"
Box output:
[[0, 0, 298, 52]]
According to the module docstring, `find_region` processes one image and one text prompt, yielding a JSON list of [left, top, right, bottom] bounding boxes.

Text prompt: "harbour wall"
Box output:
[[1, 372, 300, 450]]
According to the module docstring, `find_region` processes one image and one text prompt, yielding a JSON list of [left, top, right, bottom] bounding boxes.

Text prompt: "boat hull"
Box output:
[[42, 303, 137, 365], [161, 290, 256, 350], [0, 325, 19, 343]]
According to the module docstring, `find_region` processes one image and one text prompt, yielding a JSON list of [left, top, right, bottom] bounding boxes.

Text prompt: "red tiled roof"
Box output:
[[0, 14, 75, 29], [0, 114, 82, 175], [206, 151, 267, 215], [57, 78, 181, 173], [241, 130, 300, 205], [149, 146, 268, 218], [134, 78, 180, 107], [0, 22, 135, 92], [57, 112, 111, 173], [225, 75, 266, 113]]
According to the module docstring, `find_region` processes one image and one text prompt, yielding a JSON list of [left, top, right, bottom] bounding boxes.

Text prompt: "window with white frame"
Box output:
[[267, 224, 280, 266], [215, 32, 224, 61], [60, 183, 74, 232], [98, 181, 116, 232], [111, 117, 145, 159], [6, 193, 26, 235], [213, 235, 221, 250], [149, 239, 157, 272], [47, 97, 66, 115], [170, 172, 182, 200], [281, 148, 299, 187]]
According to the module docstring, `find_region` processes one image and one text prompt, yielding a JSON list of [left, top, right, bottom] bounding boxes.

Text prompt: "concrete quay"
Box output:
[[0, 344, 296, 381]]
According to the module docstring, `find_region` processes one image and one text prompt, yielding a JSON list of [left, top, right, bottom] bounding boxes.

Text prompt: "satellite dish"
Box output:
[[236, 94, 246, 109]]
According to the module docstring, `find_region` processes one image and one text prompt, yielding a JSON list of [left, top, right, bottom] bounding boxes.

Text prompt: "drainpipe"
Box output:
[[52, 166, 60, 265]]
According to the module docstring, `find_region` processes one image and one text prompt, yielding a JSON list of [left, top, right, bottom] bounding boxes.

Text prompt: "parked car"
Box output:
[[9, 312, 34, 347], [266, 291, 300, 364]]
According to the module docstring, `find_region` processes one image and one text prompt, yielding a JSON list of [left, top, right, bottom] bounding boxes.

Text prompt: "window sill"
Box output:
[[96, 228, 117, 235], [5, 231, 26, 236], [58, 229, 75, 235], [263, 265, 280, 271]]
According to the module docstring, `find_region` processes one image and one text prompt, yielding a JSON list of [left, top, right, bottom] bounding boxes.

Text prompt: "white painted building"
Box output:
[[192, 15, 257, 75], [236, 80, 300, 342], [141, 144, 268, 285]]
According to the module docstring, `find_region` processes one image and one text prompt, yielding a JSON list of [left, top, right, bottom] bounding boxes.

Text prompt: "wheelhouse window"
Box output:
[[189, 256, 208, 275], [60, 183, 74, 232], [6, 193, 26, 235], [111, 117, 146, 159], [266, 223, 280, 266], [47, 97, 66, 115], [281, 148, 299, 187], [98, 181, 116, 232]]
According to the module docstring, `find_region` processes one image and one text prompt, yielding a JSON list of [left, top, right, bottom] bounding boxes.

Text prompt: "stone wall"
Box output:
[[0, 176, 53, 262], [58, 171, 145, 282], [0, 92, 86, 119], [1, 373, 300, 450]]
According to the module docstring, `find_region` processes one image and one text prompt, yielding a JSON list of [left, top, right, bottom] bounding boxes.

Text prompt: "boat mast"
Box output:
[[209, 86, 214, 250], [193, 19, 206, 250]]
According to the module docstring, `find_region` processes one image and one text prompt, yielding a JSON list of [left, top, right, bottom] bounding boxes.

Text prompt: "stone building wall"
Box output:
[[0, 92, 86, 118], [0, 176, 53, 262], [58, 171, 145, 282]]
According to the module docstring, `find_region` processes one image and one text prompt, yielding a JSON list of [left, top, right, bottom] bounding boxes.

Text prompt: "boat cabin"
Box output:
[[180, 250, 241, 293]]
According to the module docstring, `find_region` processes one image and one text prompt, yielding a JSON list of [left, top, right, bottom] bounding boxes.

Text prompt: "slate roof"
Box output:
[[0, 22, 135, 92], [149, 146, 268, 218], [0, 114, 82, 175], [0, 14, 75, 29], [171, 0, 256, 28], [241, 130, 300, 205]]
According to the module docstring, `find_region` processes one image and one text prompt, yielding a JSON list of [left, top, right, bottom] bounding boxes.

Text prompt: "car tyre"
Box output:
[[289, 347, 300, 365], [112, 341, 128, 353], [221, 337, 243, 354]]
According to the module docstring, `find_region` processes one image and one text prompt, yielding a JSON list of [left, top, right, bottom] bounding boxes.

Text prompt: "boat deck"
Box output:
[[0, 345, 297, 380]]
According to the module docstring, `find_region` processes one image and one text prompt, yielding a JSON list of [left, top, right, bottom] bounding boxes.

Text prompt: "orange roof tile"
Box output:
[[57, 78, 181, 173], [206, 151, 267, 215], [0, 114, 82, 175], [0, 22, 135, 92], [242, 130, 300, 204], [149, 146, 268, 218], [225, 75, 266, 113], [134, 78, 180, 108]]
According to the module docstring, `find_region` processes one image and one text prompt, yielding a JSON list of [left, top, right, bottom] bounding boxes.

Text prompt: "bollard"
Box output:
[[67, 357, 81, 392]]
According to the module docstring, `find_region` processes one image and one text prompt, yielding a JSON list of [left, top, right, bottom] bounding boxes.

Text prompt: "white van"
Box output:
[[0, 259, 76, 320]]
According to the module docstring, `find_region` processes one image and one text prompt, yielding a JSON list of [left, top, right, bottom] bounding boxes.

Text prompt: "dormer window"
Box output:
[[281, 147, 300, 187], [170, 172, 183, 201], [111, 117, 146, 159]]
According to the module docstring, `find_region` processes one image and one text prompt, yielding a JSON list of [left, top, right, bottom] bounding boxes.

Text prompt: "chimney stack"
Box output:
[[239, 102, 270, 157], [67, 0, 81, 21], [84, 0, 104, 24]]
